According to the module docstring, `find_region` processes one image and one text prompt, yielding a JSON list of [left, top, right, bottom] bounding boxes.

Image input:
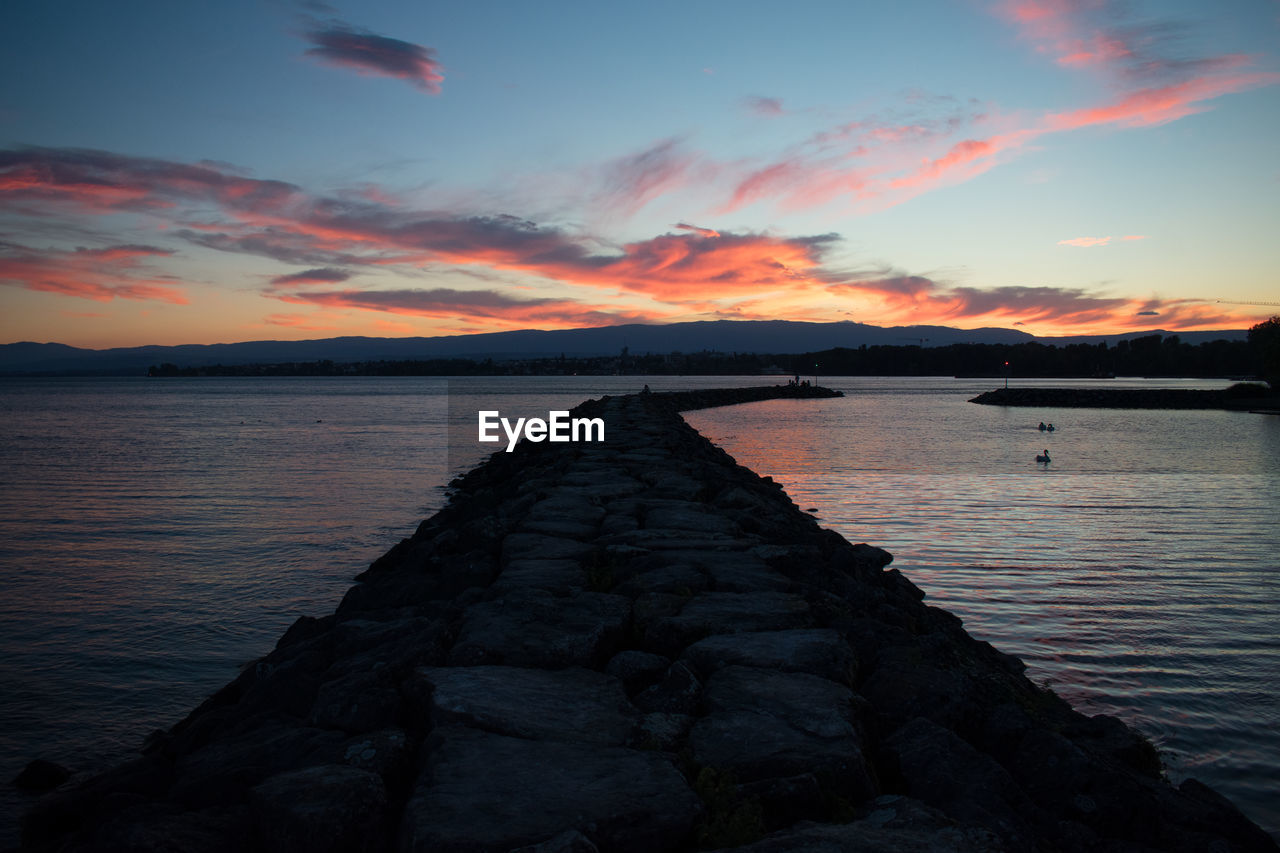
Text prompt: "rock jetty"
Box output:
[[970, 385, 1275, 410], [20, 386, 1277, 852]]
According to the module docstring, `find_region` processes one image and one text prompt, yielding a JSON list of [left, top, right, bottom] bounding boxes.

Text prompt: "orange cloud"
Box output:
[[0, 241, 187, 304]]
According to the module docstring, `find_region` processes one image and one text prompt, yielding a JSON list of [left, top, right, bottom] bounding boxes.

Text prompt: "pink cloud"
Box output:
[[887, 130, 1036, 192], [592, 138, 706, 218], [1058, 236, 1112, 247], [1045, 70, 1280, 130], [0, 240, 187, 304]]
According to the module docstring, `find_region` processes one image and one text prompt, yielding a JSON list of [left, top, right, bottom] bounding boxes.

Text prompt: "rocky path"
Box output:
[[20, 388, 1276, 852]]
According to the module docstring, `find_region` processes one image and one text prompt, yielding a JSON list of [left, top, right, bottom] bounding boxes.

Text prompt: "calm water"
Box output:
[[0, 376, 1276, 843]]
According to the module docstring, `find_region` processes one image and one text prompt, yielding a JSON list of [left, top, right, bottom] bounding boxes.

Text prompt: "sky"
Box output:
[[1, 0, 1278, 349]]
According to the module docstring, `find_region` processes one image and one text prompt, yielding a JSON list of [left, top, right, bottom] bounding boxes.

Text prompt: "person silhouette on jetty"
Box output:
[[1036, 449, 1051, 464]]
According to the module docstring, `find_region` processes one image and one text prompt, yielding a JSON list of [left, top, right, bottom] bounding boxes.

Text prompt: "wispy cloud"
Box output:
[[996, 0, 1243, 85], [301, 21, 444, 94], [260, 313, 339, 331], [1058, 234, 1148, 247], [0, 240, 187, 304], [744, 96, 786, 117], [0, 147, 300, 214], [268, 267, 352, 287], [591, 138, 706, 218], [276, 287, 669, 328]]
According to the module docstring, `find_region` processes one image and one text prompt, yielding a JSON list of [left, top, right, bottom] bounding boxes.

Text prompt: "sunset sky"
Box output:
[[2, 0, 1278, 348]]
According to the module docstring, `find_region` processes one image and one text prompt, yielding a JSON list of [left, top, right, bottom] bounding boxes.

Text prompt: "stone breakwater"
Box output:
[[20, 387, 1277, 852], [970, 386, 1275, 410]]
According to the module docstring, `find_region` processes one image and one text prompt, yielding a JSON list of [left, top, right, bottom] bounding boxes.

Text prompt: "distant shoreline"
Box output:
[[969, 385, 1277, 410]]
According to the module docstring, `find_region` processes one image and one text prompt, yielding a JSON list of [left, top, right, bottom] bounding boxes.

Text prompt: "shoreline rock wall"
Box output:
[[20, 387, 1277, 852]]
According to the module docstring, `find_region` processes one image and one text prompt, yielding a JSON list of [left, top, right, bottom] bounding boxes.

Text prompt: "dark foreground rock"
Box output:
[[21, 386, 1276, 852]]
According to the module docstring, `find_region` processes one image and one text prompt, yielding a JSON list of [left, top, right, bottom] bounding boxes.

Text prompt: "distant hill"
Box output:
[[0, 320, 1248, 375]]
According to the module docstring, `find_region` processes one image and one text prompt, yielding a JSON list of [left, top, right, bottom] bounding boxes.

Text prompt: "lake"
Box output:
[[0, 375, 1275, 843]]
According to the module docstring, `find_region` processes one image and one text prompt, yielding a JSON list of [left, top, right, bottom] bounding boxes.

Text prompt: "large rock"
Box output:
[[249, 764, 387, 853], [449, 588, 631, 667], [881, 717, 1042, 848], [690, 666, 876, 798], [400, 726, 702, 853], [412, 665, 638, 745], [644, 592, 813, 655], [682, 629, 856, 686]]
